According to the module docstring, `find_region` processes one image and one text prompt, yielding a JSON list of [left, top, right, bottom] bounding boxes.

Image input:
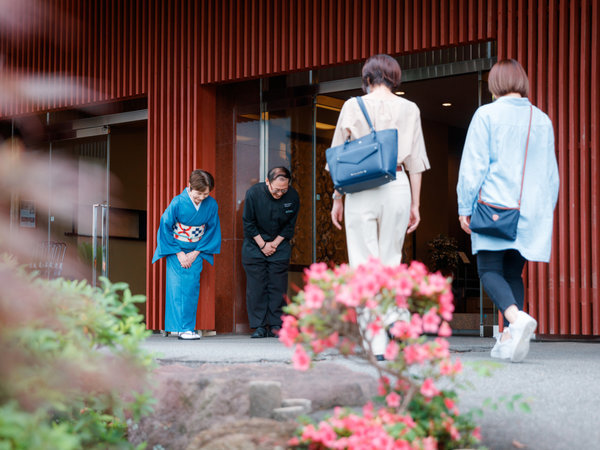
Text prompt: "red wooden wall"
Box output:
[[0, 0, 598, 336]]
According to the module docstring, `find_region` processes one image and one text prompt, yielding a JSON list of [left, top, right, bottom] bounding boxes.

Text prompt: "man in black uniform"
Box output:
[[242, 167, 300, 338]]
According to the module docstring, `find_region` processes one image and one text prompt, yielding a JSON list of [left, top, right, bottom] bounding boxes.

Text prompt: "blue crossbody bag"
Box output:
[[469, 106, 533, 240]]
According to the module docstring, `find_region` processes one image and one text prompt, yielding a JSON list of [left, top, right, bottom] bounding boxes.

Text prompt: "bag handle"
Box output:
[[478, 105, 533, 209], [355, 96, 375, 133]]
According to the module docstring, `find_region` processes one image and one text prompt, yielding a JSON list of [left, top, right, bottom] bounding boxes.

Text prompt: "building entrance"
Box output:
[[27, 108, 148, 299], [221, 44, 500, 335]]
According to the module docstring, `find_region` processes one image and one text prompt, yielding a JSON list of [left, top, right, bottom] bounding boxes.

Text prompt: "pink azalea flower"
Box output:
[[367, 319, 383, 335], [377, 377, 389, 396], [396, 275, 414, 297], [438, 291, 455, 321], [386, 391, 401, 408], [303, 284, 325, 309], [343, 308, 357, 323], [304, 262, 329, 281], [384, 340, 399, 361], [410, 314, 423, 335], [438, 321, 452, 337], [420, 378, 440, 398], [428, 272, 449, 292], [452, 359, 463, 374], [311, 339, 325, 354], [325, 332, 339, 348], [418, 279, 436, 297], [408, 260, 428, 282], [430, 338, 450, 359], [421, 436, 438, 450], [395, 293, 409, 309], [439, 359, 453, 376], [422, 307, 441, 333], [473, 426, 482, 441], [278, 315, 299, 347], [292, 344, 311, 371]]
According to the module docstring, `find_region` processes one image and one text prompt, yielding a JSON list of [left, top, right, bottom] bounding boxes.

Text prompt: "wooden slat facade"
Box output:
[[1, 0, 598, 336]]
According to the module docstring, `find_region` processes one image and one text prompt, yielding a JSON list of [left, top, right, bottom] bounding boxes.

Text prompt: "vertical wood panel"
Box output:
[[0, 0, 597, 336], [591, 0, 600, 335]]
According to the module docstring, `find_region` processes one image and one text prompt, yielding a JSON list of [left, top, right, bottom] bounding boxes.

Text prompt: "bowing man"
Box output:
[[152, 169, 221, 340], [242, 167, 300, 338]]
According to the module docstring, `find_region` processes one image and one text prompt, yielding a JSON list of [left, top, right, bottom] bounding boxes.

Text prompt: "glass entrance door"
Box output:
[[262, 93, 315, 267], [48, 128, 110, 286]]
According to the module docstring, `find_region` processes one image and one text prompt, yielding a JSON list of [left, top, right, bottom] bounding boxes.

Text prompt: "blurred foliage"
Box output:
[[0, 255, 154, 449]]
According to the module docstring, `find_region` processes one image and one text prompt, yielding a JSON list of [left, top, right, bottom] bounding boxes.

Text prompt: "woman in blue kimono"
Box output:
[[457, 59, 559, 362], [152, 169, 221, 340]]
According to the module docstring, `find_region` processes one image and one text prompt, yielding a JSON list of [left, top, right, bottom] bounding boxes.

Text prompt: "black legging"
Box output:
[[477, 249, 526, 327]]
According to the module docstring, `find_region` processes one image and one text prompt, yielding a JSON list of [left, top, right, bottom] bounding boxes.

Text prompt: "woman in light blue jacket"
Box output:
[[457, 59, 559, 362]]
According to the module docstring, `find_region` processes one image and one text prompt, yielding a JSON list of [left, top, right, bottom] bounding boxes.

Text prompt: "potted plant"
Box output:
[[427, 234, 460, 277]]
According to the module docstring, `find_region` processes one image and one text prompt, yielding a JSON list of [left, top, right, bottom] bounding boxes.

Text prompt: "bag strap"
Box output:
[[355, 96, 375, 133], [478, 105, 533, 209], [517, 105, 534, 207]]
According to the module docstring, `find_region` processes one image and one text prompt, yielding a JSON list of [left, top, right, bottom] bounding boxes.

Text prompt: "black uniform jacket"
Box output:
[[242, 182, 300, 261]]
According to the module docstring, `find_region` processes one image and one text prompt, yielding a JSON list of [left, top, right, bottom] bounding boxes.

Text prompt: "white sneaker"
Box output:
[[178, 331, 201, 340], [508, 311, 537, 362], [491, 330, 512, 359]]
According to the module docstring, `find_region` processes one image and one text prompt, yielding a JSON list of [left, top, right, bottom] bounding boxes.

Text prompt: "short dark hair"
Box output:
[[267, 166, 291, 182], [361, 54, 402, 93], [488, 59, 529, 98], [189, 169, 214, 191]]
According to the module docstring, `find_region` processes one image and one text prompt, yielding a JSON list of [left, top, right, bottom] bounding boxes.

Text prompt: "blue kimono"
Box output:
[[152, 188, 221, 332]]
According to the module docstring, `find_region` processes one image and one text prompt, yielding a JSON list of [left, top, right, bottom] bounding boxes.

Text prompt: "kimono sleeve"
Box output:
[[151, 196, 181, 263], [195, 199, 221, 265], [456, 109, 491, 216]]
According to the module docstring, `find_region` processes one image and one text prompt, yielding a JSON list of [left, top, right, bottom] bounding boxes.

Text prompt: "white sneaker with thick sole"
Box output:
[[508, 311, 537, 362], [491, 330, 512, 359], [178, 331, 201, 340]]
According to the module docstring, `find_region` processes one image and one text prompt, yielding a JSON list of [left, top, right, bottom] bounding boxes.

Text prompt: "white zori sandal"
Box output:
[[178, 331, 201, 340]]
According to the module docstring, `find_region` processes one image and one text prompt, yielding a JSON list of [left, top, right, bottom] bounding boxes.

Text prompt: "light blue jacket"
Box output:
[[457, 96, 559, 262]]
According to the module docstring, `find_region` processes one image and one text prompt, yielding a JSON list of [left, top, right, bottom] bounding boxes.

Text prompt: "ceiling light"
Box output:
[[316, 122, 336, 130], [395, 91, 405, 95], [442, 102, 452, 107]]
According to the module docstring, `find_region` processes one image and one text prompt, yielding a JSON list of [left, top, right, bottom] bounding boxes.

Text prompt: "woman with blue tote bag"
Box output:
[[328, 54, 430, 360]]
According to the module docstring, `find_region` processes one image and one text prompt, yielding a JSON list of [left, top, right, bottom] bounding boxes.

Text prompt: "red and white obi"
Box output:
[[173, 222, 205, 243]]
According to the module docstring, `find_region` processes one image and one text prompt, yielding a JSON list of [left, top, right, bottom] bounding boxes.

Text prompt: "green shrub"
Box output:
[[0, 256, 155, 449]]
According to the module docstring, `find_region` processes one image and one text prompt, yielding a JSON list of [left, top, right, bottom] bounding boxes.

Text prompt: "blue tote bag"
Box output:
[[326, 97, 398, 195]]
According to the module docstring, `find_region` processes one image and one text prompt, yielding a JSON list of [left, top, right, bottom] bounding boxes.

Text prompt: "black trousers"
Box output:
[[477, 249, 527, 327], [242, 256, 289, 329]]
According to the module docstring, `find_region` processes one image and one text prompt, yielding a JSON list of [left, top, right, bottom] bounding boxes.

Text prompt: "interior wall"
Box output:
[[109, 125, 147, 298], [416, 119, 450, 266]]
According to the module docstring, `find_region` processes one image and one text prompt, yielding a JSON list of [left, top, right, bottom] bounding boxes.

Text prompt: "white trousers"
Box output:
[[344, 171, 412, 355]]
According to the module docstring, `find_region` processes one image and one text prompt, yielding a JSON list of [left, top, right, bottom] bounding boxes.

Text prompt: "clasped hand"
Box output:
[[261, 242, 277, 256], [177, 250, 199, 268], [261, 241, 277, 256]]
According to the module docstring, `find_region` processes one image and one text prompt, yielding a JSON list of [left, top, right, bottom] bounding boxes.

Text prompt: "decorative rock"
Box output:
[[272, 405, 306, 421], [249, 380, 282, 418]]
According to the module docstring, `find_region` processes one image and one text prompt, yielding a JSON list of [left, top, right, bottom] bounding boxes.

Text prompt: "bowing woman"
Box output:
[[152, 169, 221, 340]]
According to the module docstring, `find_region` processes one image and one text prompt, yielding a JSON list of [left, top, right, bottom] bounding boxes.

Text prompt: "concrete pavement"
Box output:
[[141, 334, 600, 450]]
